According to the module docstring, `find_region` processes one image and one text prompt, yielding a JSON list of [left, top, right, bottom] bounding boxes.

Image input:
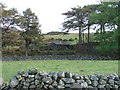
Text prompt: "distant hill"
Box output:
[[46, 31, 68, 35]]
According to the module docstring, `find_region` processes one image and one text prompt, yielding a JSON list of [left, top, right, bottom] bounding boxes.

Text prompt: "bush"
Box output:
[[69, 38, 74, 41]]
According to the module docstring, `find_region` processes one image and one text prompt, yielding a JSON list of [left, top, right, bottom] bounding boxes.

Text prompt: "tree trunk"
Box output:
[[25, 47, 28, 56], [82, 32, 84, 43], [100, 24, 102, 34], [78, 27, 82, 44], [103, 24, 105, 41], [88, 25, 90, 43], [25, 39, 29, 56]]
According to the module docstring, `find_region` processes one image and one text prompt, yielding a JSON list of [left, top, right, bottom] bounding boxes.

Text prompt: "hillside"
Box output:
[[43, 33, 95, 45]]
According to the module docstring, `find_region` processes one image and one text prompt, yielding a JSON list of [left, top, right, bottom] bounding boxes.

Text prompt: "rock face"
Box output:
[[0, 68, 120, 89]]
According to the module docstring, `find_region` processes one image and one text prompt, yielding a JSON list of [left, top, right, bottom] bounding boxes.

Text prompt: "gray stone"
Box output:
[[28, 77, 35, 82], [65, 72, 72, 78], [99, 79, 106, 84], [88, 86, 94, 88], [15, 74, 22, 81], [106, 84, 113, 88], [23, 86, 29, 89], [98, 85, 105, 88], [62, 78, 75, 84], [52, 73, 58, 80], [48, 72, 56, 77], [108, 79, 114, 85], [29, 85, 35, 88], [36, 84, 43, 88], [57, 85, 65, 89], [23, 82, 30, 87], [58, 80, 65, 86], [28, 68, 37, 75], [9, 77, 19, 88], [90, 75, 98, 81], [30, 81, 35, 85], [92, 81, 98, 87], [113, 85, 119, 88], [114, 81, 120, 85], [28, 75, 35, 78], [57, 72, 65, 78], [35, 80, 39, 85], [100, 74, 108, 80], [35, 74, 41, 80], [72, 74, 80, 80], [18, 70, 25, 75], [39, 72, 47, 77], [70, 83, 82, 88], [22, 72, 29, 77], [108, 74, 116, 79], [52, 81, 58, 87], [48, 85, 54, 89], [76, 80, 85, 84], [0, 83, 8, 90], [86, 79, 92, 85], [84, 75, 89, 80], [65, 84, 71, 88], [26, 78, 30, 82], [42, 77, 53, 84], [43, 84, 49, 89], [80, 76, 84, 80], [115, 77, 120, 81], [81, 82, 88, 88]]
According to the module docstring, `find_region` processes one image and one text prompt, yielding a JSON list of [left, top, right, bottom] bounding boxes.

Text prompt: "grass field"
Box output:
[[44, 33, 79, 40], [43, 33, 95, 44], [2, 60, 118, 83]]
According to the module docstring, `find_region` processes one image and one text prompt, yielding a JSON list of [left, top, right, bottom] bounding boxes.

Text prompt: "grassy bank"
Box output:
[[2, 60, 118, 83]]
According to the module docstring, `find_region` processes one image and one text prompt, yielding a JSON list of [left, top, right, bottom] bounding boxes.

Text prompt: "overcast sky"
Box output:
[[1, 0, 100, 33]]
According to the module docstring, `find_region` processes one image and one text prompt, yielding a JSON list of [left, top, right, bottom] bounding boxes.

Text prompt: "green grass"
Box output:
[[43, 33, 96, 44], [44, 33, 79, 40], [2, 60, 118, 83]]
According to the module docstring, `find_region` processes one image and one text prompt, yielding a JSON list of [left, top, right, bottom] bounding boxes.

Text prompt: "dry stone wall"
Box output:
[[2, 55, 119, 61], [0, 68, 120, 90]]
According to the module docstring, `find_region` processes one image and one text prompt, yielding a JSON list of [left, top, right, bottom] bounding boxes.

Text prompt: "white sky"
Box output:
[[1, 0, 100, 33]]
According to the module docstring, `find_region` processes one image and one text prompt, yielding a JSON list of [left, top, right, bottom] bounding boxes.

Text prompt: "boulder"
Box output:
[[58, 80, 65, 86], [9, 77, 19, 88], [84, 75, 89, 80], [28, 68, 37, 75], [65, 72, 72, 78], [62, 78, 75, 84], [57, 72, 65, 78], [42, 77, 53, 84], [100, 74, 108, 80], [108, 79, 114, 85], [70, 83, 82, 88], [86, 79, 92, 85], [92, 81, 98, 87], [17, 70, 25, 75], [39, 72, 47, 77], [81, 82, 88, 88], [72, 74, 80, 80], [76, 80, 85, 84], [90, 75, 98, 81], [98, 85, 105, 88]]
